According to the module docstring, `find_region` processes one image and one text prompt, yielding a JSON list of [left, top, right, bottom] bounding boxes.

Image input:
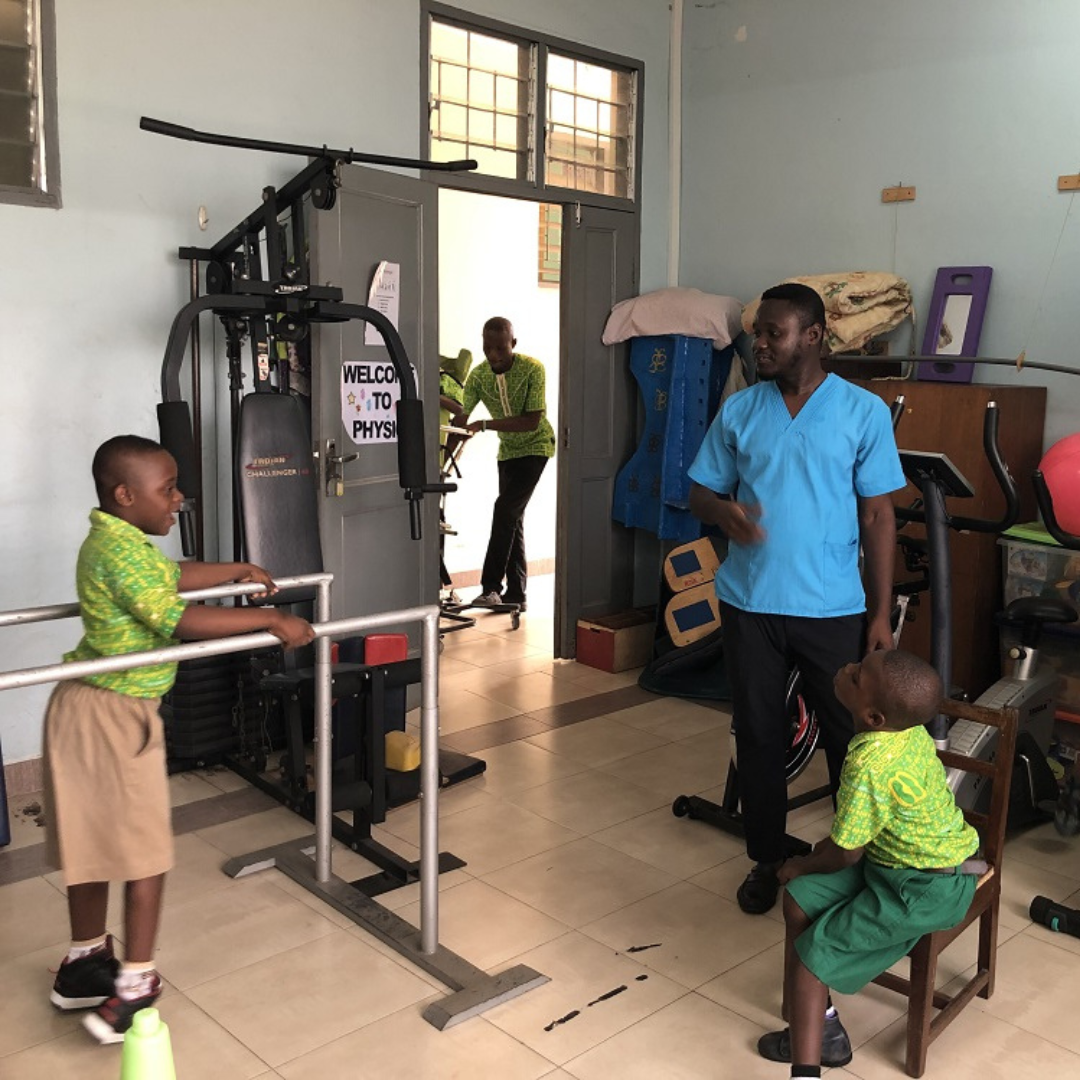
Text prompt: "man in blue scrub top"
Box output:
[[689, 283, 904, 916]]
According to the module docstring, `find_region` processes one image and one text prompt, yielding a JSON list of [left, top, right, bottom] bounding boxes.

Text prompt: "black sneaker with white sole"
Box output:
[[50, 936, 119, 1010], [82, 973, 162, 1044]]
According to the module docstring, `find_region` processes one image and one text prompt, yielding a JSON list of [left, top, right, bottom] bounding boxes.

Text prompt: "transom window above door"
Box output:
[[424, 5, 640, 207], [428, 20, 535, 181], [545, 52, 634, 200]]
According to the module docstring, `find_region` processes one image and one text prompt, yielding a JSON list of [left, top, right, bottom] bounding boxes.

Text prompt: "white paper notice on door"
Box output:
[[364, 260, 401, 346]]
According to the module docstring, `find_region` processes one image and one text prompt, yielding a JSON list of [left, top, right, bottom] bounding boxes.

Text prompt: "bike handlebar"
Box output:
[[894, 401, 1020, 534], [1033, 471, 1080, 551]]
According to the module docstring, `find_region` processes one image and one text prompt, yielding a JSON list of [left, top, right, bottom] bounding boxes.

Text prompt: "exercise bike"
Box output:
[[672, 397, 1026, 847], [949, 468, 1080, 823], [885, 403, 1075, 825], [1013, 471, 1080, 937]]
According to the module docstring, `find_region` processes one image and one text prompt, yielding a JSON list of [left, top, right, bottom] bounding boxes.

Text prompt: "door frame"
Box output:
[[432, 186, 640, 656]]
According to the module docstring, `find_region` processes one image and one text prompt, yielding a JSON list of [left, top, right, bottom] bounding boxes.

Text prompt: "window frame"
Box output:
[[0, 0, 61, 208], [421, 2, 642, 211]]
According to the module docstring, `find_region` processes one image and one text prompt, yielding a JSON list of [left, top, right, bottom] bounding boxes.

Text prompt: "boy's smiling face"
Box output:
[[111, 450, 184, 536]]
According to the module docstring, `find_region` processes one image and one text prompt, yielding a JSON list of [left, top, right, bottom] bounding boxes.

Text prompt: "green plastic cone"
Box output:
[[120, 1007, 176, 1080]]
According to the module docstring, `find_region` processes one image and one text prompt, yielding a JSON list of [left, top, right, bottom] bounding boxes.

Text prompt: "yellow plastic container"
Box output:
[[385, 730, 421, 772]]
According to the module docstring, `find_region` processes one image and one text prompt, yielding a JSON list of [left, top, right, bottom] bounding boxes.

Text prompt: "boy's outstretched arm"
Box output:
[[176, 604, 315, 649], [177, 561, 277, 595], [778, 837, 864, 884]]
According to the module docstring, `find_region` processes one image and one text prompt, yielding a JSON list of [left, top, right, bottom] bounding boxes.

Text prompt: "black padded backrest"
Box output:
[[236, 393, 322, 604]]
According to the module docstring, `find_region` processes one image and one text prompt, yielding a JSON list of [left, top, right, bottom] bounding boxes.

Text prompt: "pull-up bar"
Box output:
[[140, 116, 478, 173]]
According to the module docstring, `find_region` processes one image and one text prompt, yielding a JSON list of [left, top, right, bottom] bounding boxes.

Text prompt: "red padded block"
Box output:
[[364, 633, 408, 664]]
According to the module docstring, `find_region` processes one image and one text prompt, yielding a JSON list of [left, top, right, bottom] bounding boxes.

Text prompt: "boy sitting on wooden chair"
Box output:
[[758, 649, 983, 1076]]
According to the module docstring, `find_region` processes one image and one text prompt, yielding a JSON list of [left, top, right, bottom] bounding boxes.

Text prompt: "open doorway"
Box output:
[[437, 188, 562, 626]]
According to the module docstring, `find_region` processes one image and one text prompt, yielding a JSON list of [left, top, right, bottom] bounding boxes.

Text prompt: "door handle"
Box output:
[[322, 438, 359, 497]]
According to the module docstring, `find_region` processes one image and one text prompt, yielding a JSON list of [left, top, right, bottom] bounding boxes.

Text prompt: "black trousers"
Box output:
[[480, 455, 549, 601], [719, 601, 865, 865]]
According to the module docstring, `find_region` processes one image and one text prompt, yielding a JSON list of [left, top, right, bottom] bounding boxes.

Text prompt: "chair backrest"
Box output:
[[934, 698, 1019, 869]]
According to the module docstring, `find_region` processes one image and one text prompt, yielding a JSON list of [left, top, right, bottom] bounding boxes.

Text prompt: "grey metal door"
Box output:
[[310, 165, 440, 641], [555, 205, 638, 657]]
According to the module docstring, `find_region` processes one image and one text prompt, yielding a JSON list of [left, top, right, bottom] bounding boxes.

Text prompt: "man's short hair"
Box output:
[[483, 316, 513, 336], [878, 650, 945, 728], [761, 282, 826, 335], [92, 434, 166, 503]]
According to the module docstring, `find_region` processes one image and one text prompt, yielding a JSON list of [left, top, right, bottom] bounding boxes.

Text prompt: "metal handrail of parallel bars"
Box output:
[[0, 573, 445, 955]]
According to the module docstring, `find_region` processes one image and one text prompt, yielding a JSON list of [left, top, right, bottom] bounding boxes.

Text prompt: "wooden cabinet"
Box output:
[[849, 379, 1047, 696]]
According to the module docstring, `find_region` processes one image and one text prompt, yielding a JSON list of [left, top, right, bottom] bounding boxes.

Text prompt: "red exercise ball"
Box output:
[[1040, 433, 1080, 536]]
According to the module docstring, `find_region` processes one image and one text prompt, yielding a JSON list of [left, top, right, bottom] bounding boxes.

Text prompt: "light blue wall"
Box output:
[[679, 0, 1080, 449], [0, 0, 670, 762]]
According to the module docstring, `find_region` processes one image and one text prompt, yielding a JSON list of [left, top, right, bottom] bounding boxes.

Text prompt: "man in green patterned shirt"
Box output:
[[462, 317, 556, 612], [44, 435, 314, 1045], [757, 650, 981, 1077]]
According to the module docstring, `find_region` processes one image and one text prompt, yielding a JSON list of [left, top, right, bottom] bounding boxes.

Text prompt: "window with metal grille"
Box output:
[[0, 0, 58, 207], [428, 19, 534, 181], [424, 7, 640, 205], [545, 53, 635, 200]]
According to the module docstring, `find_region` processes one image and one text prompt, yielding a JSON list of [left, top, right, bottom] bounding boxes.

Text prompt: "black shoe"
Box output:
[[82, 972, 162, 1044], [737, 862, 781, 914], [50, 936, 119, 1010], [757, 1013, 853, 1067]]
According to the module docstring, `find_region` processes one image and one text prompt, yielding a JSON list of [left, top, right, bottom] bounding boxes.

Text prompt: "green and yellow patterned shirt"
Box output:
[[64, 509, 188, 698], [462, 353, 556, 462], [832, 724, 979, 869]]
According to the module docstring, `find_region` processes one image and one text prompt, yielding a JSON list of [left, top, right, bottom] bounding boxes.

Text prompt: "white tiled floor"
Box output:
[[4, 579, 1080, 1077]]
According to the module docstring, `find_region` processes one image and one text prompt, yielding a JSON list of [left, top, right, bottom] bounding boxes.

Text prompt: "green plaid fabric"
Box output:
[[65, 510, 187, 698]]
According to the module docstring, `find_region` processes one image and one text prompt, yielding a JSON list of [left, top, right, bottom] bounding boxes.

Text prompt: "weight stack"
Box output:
[[162, 652, 277, 771]]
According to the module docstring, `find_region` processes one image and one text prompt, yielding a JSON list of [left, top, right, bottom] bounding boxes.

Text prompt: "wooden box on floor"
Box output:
[[576, 610, 655, 672]]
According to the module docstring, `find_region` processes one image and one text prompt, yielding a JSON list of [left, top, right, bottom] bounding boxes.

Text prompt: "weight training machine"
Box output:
[[142, 118, 485, 889]]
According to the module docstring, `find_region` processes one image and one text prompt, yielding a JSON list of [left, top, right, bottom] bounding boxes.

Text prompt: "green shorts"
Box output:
[[787, 859, 976, 995]]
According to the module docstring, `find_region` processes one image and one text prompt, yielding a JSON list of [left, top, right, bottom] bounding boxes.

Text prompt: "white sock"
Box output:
[[824, 1005, 838, 1020], [67, 935, 108, 961], [116, 962, 157, 1000]]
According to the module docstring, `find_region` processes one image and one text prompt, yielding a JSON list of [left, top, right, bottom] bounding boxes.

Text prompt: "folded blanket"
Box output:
[[603, 287, 744, 351], [741, 272, 914, 354]]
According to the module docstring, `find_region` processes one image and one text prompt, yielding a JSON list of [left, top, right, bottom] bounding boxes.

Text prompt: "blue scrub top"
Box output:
[[688, 374, 904, 618]]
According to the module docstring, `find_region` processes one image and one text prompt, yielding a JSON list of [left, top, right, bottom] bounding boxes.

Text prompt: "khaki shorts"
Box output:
[[43, 680, 174, 886]]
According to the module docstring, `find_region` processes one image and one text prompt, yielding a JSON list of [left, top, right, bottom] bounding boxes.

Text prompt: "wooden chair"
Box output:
[[871, 697, 1019, 1077]]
